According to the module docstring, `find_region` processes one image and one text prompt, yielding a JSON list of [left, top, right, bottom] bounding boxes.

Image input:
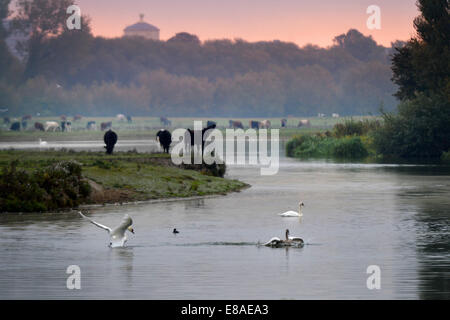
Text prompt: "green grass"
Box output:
[[0, 150, 248, 212]]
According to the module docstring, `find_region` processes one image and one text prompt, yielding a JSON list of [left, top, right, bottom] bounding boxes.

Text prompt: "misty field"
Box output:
[[0, 116, 380, 141]]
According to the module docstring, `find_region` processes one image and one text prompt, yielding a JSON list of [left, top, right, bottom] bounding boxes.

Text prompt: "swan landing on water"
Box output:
[[279, 202, 304, 217], [263, 229, 304, 248], [79, 211, 135, 248]]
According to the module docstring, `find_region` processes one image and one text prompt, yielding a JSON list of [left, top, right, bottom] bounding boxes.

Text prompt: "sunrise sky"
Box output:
[[56, 0, 420, 47]]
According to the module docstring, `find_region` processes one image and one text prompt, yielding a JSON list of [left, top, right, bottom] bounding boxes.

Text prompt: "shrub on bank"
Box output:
[[0, 160, 91, 212], [286, 134, 370, 159]]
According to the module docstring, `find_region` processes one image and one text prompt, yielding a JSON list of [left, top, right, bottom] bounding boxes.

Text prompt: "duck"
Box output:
[[173, 228, 179, 234], [263, 229, 304, 247], [279, 202, 304, 217], [79, 211, 135, 248]]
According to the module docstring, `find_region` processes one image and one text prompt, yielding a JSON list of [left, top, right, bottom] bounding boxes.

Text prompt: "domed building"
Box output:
[[123, 14, 160, 40]]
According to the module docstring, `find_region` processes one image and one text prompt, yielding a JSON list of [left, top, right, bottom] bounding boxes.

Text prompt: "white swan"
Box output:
[[79, 212, 135, 248], [263, 229, 304, 247], [279, 202, 304, 217], [38, 138, 47, 146]]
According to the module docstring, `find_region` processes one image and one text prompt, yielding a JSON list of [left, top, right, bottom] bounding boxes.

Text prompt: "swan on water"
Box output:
[[279, 202, 304, 217], [38, 138, 47, 146], [79, 211, 134, 248], [263, 229, 304, 247]]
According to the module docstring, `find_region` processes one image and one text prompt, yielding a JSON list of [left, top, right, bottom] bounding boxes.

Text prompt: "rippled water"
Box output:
[[0, 141, 449, 299]]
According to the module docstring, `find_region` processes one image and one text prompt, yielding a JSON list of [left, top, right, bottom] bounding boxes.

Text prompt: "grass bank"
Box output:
[[0, 150, 248, 212]]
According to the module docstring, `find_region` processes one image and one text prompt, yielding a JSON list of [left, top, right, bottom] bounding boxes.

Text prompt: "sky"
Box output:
[[23, 0, 421, 47]]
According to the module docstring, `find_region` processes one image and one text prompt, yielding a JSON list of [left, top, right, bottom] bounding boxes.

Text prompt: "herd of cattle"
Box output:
[[2, 114, 312, 133], [2, 114, 132, 132]]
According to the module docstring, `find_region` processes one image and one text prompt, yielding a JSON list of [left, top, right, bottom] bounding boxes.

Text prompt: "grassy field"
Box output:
[[0, 116, 381, 141], [0, 150, 248, 212]]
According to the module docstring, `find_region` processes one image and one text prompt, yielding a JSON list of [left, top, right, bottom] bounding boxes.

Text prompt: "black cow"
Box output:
[[249, 120, 259, 129], [156, 129, 172, 153], [104, 129, 118, 154], [186, 123, 217, 153], [10, 122, 20, 131]]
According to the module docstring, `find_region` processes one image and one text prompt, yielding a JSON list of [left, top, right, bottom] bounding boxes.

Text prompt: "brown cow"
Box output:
[[34, 122, 45, 131], [298, 119, 311, 127], [229, 120, 243, 129], [101, 121, 112, 131]]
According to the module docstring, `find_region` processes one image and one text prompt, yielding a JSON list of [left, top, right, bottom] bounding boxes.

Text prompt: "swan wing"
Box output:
[[263, 237, 281, 246], [111, 214, 133, 235], [79, 211, 112, 233], [279, 211, 301, 217]]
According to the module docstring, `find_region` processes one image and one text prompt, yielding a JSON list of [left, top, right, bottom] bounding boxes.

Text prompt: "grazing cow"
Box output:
[[229, 120, 243, 129], [281, 119, 287, 128], [160, 116, 171, 127], [61, 121, 72, 132], [116, 114, 126, 122], [10, 122, 20, 131], [45, 121, 60, 132], [34, 122, 45, 131], [126, 115, 132, 123], [73, 114, 82, 121], [186, 123, 217, 153], [60, 115, 67, 121], [86, 121, 97, 130], [104, 129, 118, 155], [22, 115, 32, 121], [259, 120, 271, 129], [297, 119, 311, 127], [21, 121, 28, 130], [3, 117, 10, 124], [101, 121, 112, 131], [207, 120, 216, 128], [156, 129, 172, 153], [249, 120, 259, 129]]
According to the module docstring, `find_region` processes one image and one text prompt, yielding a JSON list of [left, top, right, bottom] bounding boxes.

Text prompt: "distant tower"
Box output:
[[123, 14, 160, 40]]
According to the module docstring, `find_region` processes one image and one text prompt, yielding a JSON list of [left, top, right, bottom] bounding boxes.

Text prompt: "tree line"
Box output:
[[1, 0, 400, 117]]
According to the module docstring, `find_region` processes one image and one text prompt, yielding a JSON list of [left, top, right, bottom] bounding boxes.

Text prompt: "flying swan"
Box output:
[[279, 202, 304, 217], [263, 229, 304, 248], [79, 211, 135, 248]]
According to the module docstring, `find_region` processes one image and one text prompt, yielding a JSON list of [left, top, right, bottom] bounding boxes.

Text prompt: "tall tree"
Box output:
[[11, 0, 76, 78], [392, 0, 449, 100], [375, 0, 450, 158]]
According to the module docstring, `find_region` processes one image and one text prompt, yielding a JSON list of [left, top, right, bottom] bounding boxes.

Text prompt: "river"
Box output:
[[0, 140, 449, 299]]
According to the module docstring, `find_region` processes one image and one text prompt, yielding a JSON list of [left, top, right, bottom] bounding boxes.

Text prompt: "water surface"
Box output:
[[0, 141, 449, 299]]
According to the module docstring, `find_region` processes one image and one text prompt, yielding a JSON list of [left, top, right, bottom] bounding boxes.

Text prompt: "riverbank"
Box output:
[[0, 150, 248, 212]]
